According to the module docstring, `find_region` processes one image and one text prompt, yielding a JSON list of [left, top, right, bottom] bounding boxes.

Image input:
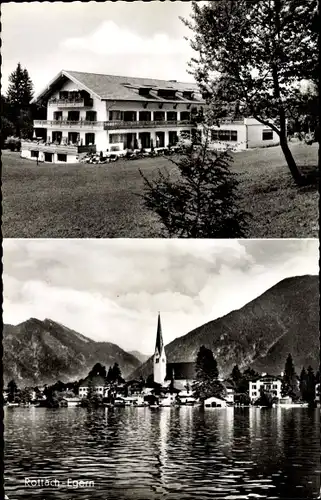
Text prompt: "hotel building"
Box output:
[[21, 70, 203, 163], [20, 70, 278, 163]]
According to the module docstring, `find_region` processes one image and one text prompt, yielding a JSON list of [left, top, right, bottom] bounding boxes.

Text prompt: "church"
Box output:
[[152, 313, 195, 389]]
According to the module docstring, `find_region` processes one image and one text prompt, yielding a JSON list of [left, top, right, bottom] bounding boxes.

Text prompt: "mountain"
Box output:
[[129, 351, 150, 364], [3, 318, 141, 386], [130, 275, 319, 380]]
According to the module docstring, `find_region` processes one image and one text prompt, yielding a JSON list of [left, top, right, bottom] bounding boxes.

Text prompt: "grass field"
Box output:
[[2, 142, 318, 238]]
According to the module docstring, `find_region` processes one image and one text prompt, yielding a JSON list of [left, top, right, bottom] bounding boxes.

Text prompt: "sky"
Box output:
[[1, 1, 196, 95], [3, 239, 318, 355]]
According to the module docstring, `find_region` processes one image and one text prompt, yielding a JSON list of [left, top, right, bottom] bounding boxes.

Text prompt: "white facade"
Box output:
[[225, 387, 235, 404], [24, 71, 201, 163], [249, 376, 282, 402], [153, 345, 167, 385], [153, 314, 167, 386], [208, 118, 279, 151], [204, 397, 227, 408], [23, 70, 282, 163], [78, 385, 106, 398]]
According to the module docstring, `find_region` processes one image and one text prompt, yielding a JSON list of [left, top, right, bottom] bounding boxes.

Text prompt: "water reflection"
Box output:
[[4, 407, 320, 499]]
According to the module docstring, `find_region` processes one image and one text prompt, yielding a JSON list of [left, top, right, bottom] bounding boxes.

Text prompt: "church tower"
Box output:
[[153, 313, 167, 385]]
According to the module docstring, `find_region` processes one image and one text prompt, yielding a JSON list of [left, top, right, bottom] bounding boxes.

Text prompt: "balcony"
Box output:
[[103, 119, 193, 130], [34, 120, 104, 130], [21, 140, 96, 155], [48, 98, 94, 108]]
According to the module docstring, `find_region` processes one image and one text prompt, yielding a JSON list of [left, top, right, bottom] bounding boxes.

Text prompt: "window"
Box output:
[[211, 129, 238, 142], [54, 112, 63, 121], [109, 134, 125, 144], [262, 129, 273, 140], [139, 111, 151, 122], [183, 91, 194, 100], [31, 150, 39, 158], [180, 112, 191, 121], [85, 133, 95, 146], [57, 154, 67, 162], [167, 111, 177, 122], [139, 87, 152, 97], [154, 111, 165, 122], [86, 111, 97, 122], [158, 89, 176, 100], [252, 391, 257, 396], [109, 111, 123, 121], [273, 384, 278, 389], [68, 111, 80, 121], [44, 152, 53, 163], [252, 384, 257, 389], [124, 111, 137, 122]]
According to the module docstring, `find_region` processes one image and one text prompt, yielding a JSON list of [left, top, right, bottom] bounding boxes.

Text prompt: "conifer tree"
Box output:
[[299, 367, 308, 401], [6, 63, 34, 138], [7, 63, 34, 108], [306, 366, 316, 405], [281, 354, 299, 400], [193, 345, 225, 401], [231, 365, 242, 387], [140, 136, 248, 237]]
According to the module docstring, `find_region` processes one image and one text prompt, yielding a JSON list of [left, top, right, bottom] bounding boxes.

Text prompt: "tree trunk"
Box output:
[[279, 134, 305, 186]]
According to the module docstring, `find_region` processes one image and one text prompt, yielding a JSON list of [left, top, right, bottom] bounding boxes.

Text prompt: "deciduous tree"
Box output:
[[183, 0, 318, 185]]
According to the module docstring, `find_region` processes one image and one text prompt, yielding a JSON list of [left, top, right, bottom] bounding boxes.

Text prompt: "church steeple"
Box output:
[[155, 312, 164, 356], [153, 312, 167, 385]]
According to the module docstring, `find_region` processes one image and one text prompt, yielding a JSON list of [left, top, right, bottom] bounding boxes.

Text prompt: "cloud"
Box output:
[[62, 21, 191, 57], [2, 239, 318, 354]]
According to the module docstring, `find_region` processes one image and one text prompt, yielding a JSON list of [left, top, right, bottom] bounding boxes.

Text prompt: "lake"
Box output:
[[4, 406, 320, 500]]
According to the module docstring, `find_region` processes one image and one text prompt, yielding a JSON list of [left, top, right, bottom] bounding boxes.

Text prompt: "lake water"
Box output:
[[4, 406, 320, 500]]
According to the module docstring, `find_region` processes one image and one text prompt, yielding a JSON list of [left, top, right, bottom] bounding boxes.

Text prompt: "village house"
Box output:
[[204, 396, 227, 408], [249, 374, 282, 403], [78, 375, 107, 398], [20, 69, 277, 163], [223, 383, 235, 405]]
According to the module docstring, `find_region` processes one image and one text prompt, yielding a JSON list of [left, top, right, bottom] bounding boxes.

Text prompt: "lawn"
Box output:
[[2, 142, 318, 238]]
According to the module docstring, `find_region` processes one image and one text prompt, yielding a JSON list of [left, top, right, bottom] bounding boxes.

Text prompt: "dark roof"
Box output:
[[79, 375, 106, 388], [155, 313, 164, 355], [67, 70, 201, 101], [165, 362, 196, 381], [251, 374, 283, 382], [32, 70, 203, 104]]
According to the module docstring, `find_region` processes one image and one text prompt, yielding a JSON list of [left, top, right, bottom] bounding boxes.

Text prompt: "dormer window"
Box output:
[[157, 89, 177, 100], [183, 91, 194, 100], [139, 87, 152, 97]]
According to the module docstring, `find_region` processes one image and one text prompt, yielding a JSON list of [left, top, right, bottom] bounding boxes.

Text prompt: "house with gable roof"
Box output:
[[20, 69, 278, 163], [21, 70, 203, 163]]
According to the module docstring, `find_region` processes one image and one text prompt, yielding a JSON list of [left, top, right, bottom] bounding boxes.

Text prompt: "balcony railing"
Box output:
[[48, 98, 93, 108], [21, 140, 96, 154], [103, 119, 193, 130], [34, 120, 104, 129]]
